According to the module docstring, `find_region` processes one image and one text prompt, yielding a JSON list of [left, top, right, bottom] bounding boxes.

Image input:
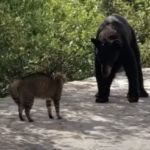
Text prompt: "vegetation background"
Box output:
[[0, 0, 150, 96]]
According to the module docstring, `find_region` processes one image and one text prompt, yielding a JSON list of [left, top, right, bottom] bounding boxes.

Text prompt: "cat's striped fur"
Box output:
[[9, 72, 65, 122]]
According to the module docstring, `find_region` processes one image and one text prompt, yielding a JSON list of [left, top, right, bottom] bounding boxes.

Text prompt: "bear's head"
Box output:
[[91, 25, 122, 78]]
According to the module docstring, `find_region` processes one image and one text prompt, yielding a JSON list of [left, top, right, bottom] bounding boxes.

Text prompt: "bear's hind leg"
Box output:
[[123, 48, 139, 102], [130, 27, 149, 97]]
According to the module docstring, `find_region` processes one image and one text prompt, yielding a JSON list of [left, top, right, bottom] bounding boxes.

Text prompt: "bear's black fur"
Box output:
[[91, 14, 148, 103]]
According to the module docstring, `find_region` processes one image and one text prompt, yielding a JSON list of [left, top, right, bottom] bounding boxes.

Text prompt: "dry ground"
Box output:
[[0, 69, 150, 150]]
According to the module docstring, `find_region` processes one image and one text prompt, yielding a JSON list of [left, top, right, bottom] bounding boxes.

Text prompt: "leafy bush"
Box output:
[[0, 0, 150, 97], [0, 0, 103, 96]]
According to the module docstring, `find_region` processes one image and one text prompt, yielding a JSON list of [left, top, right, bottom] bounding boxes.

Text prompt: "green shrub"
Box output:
[[0, 0, 103, 96], [0, 0, 150, 97]]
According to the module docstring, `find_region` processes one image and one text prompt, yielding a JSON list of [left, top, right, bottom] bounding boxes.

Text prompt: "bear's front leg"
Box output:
[[123, 49, 139, 103], [95, 86, 109, 103], [95, 63, 115, 103], [125, 75, 139, 103], [95, 60, 109, 103]]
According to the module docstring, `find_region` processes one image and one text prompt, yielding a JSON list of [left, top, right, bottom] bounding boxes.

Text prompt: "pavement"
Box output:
[[0, 68, 150, 150]]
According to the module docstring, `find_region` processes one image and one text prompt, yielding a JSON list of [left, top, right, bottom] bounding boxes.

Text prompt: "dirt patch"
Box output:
[[0, 69, 150, 150]]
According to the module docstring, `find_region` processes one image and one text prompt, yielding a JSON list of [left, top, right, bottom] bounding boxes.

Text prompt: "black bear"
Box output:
[[91, 14, 148, 103]]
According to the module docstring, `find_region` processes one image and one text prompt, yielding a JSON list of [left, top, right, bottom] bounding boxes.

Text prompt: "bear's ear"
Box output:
[[91, 38, 101, 48], [112, 39, 122, 49]]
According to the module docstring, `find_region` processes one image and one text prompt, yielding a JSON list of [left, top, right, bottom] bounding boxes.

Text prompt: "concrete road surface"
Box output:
[[0, 69, 150, 150]]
